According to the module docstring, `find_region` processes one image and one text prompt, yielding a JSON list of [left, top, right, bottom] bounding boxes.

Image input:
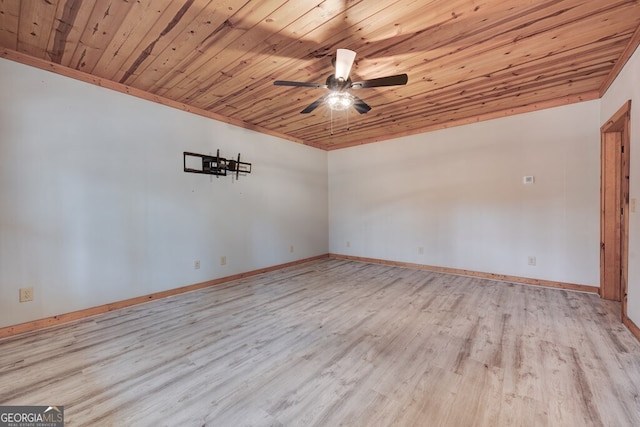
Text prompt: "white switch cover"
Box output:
[[631, 198, 637, 213], [523, 176, 535, 184]]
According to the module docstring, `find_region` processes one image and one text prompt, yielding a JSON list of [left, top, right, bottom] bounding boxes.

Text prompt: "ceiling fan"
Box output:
[[274, 49, 408, 114]]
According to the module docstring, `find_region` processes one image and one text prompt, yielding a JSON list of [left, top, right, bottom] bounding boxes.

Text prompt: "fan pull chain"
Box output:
[[330, 108, 334, 135], [329, 107, 353, 136], [346, 109, 350, 131]]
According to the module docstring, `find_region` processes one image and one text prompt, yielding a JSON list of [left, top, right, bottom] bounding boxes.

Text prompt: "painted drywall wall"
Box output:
[[329, 100, 601, 287], [0, 58, 328, 328], [601, 44, 640, 326]]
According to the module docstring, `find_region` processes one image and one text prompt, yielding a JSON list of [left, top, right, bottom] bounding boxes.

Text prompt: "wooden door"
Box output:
[[600, 101, 630, 319]]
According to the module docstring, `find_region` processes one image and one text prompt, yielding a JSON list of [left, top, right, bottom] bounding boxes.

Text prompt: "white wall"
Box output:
[[0, 58, 328, 328], [601, 44, 640, 326], [329, 101, 601, 286]]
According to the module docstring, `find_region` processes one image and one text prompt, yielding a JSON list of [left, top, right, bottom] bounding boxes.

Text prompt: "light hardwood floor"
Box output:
[[1, 259, 639, 426]]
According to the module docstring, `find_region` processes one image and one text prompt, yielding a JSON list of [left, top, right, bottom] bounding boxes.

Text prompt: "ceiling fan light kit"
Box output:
[[326, 92, 354, 111]]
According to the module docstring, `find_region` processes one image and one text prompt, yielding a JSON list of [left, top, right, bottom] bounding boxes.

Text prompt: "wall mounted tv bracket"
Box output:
[[183, 150, 251, 179]]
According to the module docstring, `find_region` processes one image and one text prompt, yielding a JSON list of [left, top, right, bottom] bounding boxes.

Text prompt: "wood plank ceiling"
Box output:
[[1, 0, 639, 150]]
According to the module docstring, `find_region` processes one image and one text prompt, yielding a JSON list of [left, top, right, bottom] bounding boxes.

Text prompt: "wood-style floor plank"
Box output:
[[1, 259, 639, 426]]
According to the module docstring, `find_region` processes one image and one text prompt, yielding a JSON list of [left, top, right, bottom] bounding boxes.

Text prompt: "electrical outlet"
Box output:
[[19, 287, 33, 303], [194, 260, 200, 270], [290, 245, 294, 253], [346, 241, 351, 248], [528, 256, 536, 266], [220, 256, 227, 266], [418, 247, 424, 255]]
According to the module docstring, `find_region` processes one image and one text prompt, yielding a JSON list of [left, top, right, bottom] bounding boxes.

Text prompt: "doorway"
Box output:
[[600, 100, 631, 321]]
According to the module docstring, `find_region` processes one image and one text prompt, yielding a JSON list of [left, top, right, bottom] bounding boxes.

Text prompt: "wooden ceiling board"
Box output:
[[149, 0, 293, 101], [172, 0, 377, 107], [1, 0, 639, 150], [67, 0, 136, 72], [90, 0, 177, 81], [203, 0, 440, 115], [241, 3, 631, 110], [139, 0, 261, 93], [16, 0, 57, 58], [262, 0, 640, 145], [178, 0, 381, 104], [124, 0, 250, 90], [46, 0, 96, 66], [0, 0, 20, 50]]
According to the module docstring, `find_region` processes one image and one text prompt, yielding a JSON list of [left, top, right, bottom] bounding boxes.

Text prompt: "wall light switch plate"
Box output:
[[19, 287, 34, 302], [631, 198, 637, 213], [523, 176, 535, 184]]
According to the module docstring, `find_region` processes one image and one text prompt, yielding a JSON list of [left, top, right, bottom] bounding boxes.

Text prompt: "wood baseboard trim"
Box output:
[[329, 254, 599, 294], [0, 255, 329, 340], [623, 315, 640, 342]]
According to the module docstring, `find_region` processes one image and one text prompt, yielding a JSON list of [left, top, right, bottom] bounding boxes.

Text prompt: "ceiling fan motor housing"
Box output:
[[326, 75, 352, 91]]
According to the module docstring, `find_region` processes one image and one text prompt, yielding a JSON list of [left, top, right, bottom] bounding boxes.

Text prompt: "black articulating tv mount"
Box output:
[[183, 150, 252, 179]]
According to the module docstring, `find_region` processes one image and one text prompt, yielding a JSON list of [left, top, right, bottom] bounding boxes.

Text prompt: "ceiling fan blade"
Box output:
[[351, 73, 408, 89], [301, 96, 326, 114], [335, 49, 356, 80], [352, 95, 371, 114], [274, 80, 327, 88]]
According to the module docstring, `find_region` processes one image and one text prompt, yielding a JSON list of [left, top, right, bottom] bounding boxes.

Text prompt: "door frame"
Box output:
[[600, 100, 631, 322]]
